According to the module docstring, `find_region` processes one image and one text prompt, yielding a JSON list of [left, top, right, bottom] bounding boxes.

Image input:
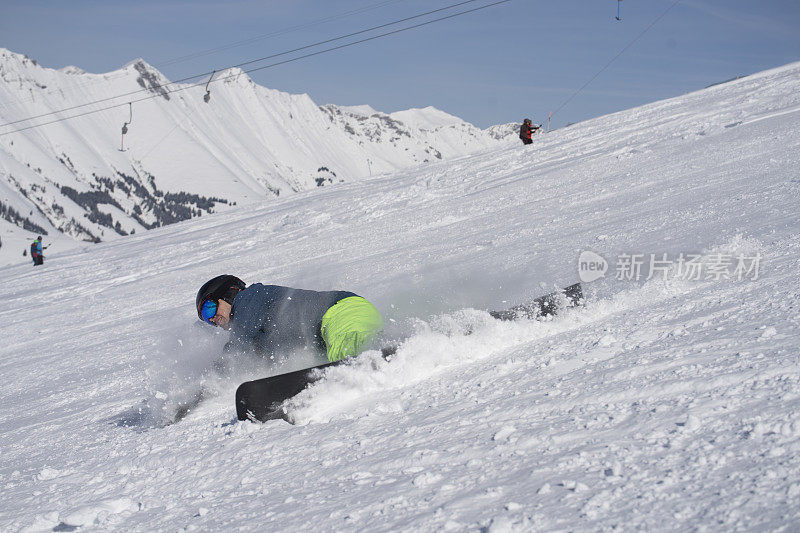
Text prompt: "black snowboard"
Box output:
[[235, 283, 583, 423], [489, 282, 583, 320], [236, 363, 332, 422], [235, 346, 397, 422]]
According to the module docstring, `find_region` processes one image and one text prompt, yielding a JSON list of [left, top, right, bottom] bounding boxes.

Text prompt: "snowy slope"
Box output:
[[0, 48, 513, 264], [1, 61, 799, 532]]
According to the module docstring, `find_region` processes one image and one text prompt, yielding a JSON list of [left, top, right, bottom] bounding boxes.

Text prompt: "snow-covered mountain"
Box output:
[[0, 48, 514, 263], [1, 59, 799, 531]]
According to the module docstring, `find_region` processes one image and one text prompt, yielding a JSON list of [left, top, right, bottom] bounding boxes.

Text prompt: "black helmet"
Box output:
[[524, 118, 531, 124], [196, 275, 246, 320]]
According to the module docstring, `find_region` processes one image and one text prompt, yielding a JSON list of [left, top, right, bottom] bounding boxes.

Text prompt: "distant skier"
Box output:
[[519, 118, 540, 145], [196, 275, 384, 364], [30, 236, 47, 266]]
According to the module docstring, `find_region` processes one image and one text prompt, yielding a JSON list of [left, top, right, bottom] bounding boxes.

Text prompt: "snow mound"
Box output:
[[390, 106, 466, 130]]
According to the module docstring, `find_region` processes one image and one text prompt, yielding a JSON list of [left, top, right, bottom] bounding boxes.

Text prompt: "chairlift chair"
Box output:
[[119, 102, 133, 152], [204, 70, 216, 103]]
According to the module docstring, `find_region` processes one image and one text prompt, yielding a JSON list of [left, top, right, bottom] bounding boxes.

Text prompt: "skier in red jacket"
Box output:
[[519, 118, 540, 145]]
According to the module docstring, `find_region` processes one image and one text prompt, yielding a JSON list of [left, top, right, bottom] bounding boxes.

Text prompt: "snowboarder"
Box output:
[[30, 236, 46, 266], [519, 118, 540, 145], [196, 275, 384, 363], [234, 282, 585, 422], [175, 279, 584, 425]]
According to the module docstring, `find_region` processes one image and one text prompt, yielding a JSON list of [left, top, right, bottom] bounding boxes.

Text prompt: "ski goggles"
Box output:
[[199, 299, 218, 324]]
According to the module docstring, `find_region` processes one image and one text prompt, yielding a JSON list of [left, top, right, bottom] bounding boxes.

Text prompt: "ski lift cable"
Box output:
[[0, 0, 490, 130], [0, 0, 511, 138], [158, 0, 409, 68], [139, 0, 514, 159], [550, 0, 681, 120], [1, 0, 478, 124], [227, 0, 492, 72], [0, 0, 410, 112], [240, 0, 512, 76], [0, 0, 510, 138]]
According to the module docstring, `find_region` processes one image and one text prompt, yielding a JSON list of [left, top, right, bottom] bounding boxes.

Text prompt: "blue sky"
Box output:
[[1, 0, 798, 128]]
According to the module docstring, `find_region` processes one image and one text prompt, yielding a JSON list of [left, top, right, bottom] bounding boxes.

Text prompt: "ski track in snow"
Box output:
[[1, 62, 800, 531]]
